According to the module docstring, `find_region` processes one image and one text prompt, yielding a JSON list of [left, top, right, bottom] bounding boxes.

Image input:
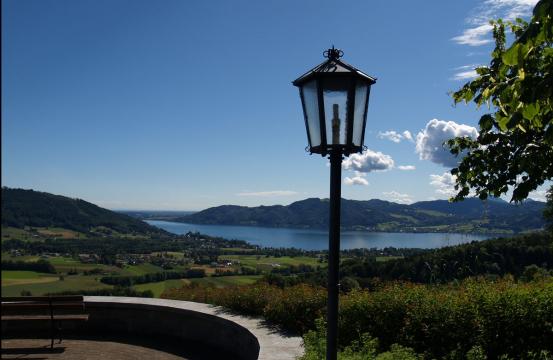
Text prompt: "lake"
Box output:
[[146, 220, 491, 250]]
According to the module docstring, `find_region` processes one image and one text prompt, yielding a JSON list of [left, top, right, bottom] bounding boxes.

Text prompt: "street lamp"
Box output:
[[292, 47, 376, 360]]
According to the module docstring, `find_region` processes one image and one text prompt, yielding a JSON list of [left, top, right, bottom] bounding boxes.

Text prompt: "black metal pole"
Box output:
[[326, 149, 342, 360]]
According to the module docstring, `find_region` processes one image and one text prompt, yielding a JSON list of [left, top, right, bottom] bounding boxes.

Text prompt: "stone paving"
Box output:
[[1, 338, 187, 360], [1, 335, 239, 360]]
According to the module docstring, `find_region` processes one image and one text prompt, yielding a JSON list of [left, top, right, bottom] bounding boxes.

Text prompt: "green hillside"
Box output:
[[1, 188, 168, 236], [175, 197, 546, 234]]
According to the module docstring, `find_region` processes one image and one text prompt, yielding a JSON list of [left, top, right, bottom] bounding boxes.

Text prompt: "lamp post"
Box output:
[[292, 47, 376, 360]]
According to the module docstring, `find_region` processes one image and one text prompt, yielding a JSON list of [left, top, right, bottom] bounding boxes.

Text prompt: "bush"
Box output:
[[263, 284, 326, 333], [338, 278, 553, 359], [162, 282, 325, 333], [301, 319, 421, 360], [164, 277, 553, 359]]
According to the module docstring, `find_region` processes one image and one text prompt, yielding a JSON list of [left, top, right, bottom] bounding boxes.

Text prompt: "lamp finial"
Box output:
[[324, 46, 343, 60]]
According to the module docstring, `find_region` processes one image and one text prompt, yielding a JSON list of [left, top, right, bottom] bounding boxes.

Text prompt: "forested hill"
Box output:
[[1, 188, 168, 236], [175, 197, 545, 234]]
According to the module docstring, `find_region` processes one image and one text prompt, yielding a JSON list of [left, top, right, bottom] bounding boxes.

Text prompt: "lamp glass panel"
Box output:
[[352, 82, 369, 146], [322, 78, 349, 146], [301, 80, 321, 148]]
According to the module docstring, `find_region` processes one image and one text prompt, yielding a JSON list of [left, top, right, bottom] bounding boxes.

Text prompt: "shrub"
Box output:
[[163, 277, 553, 359], [339, 278, 553, 359], [263, 284, 326, 333], [162, 282, 325, 333]]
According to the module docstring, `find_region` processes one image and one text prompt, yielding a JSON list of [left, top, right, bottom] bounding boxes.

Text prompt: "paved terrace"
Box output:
[[1, 296, 304, 360]]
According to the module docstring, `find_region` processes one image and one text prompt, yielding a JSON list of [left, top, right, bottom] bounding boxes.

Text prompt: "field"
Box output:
[[1, 227, 36, 242], [1, 271, 58, 286], [134, 275, 262, 297], [48, 256, 118, 273], [220, 255, 320, 269], [120, 263, 164, 276], [219, 247, 255, 253], [190, 275, 262, 287], [1, 226, 87, 241], [1, 274, 112, 297], [35, 227, 85, 239], [134, 279, 191, 297], [1, 252, 267, 298]]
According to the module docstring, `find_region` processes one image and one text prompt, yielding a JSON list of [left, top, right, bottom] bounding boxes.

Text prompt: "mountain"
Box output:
[[1, 188, 168, 236], [118, 210, 196, 220], [174, 197, 546, 234]]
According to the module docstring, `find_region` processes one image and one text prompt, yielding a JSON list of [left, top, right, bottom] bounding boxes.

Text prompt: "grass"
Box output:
[[1, 226, 89, 241], [190, 275, 262, 288], [1, 271, 59, 286], [48, 256, 119, 273], [219, 247, 255, 253], [220, 255, 320, 269], [389, 214, 419, 223], [413, 209, 451, 217], [1, 252, 41, 262], [375, 222, 402, 232], [2, 227, 31, 241], [2, 253, 120, 274], [1, 274, 112, 297], [120, 263, 164, 276], [133, 279, 191, 297], [133, 275, 263, 297], [35, 227, 85, 239]]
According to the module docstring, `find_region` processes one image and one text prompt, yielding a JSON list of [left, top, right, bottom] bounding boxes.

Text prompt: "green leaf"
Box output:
[[522, 103, 539, 120], [479, 114, 494, 131], [482, 88, 491, 99], [497, 115, 509, 131], [502, 43, 521, 65], [463, 89, 474, 103]]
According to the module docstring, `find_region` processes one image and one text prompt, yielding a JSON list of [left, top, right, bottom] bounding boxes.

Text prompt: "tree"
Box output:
[[448, 0, 553, 202]]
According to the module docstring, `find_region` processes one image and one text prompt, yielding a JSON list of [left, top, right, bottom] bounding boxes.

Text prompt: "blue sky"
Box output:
[[2, 0, 548, 210]]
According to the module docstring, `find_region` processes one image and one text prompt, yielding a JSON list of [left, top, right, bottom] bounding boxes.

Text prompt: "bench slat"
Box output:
[[2, 302, 85, 309], [2, 296, 84, 302], [2, 314, 89, 321]]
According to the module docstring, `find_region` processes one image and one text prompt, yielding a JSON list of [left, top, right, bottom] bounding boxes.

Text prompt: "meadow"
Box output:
[[1, 250, 309, 297]]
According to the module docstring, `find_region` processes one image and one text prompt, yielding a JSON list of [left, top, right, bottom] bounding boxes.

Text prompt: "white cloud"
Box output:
[[415, 119, 478, 168], [453, 0, 538, 46], [344, 172, 369, 186], [236, 190, 298, 197], [342, 149, 394, 173], [382, 191, 414, 205], [397, 165, 416, 171], [528, 189, 547, 202], [378, 130, 403, 143], [378, 130, 414, 143], [452, 69, 478, 81], [430, 172, 458, 197], [479, 0, 539, 23], [452, 24, 494, 46]]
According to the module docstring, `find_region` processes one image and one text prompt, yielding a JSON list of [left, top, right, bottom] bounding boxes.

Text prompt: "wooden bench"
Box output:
[[1, 296, 89, 349]]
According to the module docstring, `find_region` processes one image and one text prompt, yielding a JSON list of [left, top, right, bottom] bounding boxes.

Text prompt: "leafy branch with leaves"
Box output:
[[448, 0, 552, 202]]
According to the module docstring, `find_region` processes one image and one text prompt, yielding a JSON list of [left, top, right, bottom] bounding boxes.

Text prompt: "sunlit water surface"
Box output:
[[146, 220, 491, 250]]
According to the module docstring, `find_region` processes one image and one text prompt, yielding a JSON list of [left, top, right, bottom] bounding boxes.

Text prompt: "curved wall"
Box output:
[[83, 297, 260, 360]]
